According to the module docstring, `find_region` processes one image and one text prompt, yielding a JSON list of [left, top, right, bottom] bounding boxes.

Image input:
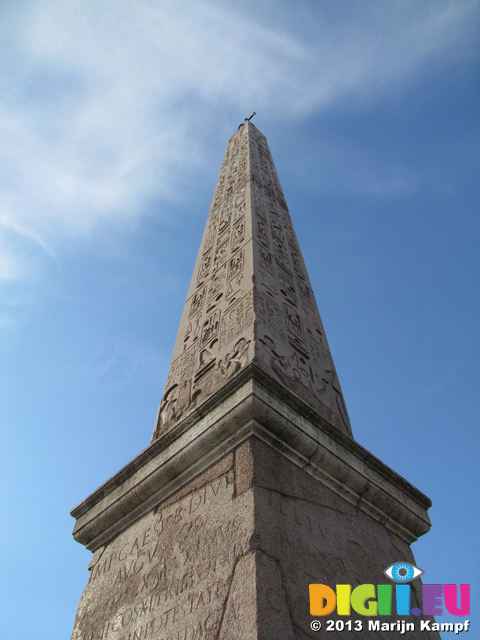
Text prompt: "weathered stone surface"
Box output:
[[71, 455, 254, 640], [246, 438, 431, 638], [70, 122, 439, 639], [218, 550, 296, 640], [152, 121, 351, 441], [71, 438, 439, 639]]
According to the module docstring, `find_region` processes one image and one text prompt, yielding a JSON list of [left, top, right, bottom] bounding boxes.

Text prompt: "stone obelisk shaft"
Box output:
[[152, 121, 351, 441], [70, 122, 438, 640]]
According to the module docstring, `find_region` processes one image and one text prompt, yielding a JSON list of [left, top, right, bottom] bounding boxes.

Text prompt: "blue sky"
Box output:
[[0, 1, 479, 638]]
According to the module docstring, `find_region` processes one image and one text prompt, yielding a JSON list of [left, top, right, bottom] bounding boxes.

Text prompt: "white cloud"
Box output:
[[0, 0, 477, 285]]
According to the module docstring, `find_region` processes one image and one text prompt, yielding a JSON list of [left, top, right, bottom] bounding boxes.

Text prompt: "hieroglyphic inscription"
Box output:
[[227, 248, 244, 282], [213, 238, 229, 270], [153, 120, 352, 440], [258, 331, 350, 432], [201, 309, 221, 346], [231, 217, 245, 249], [290, 247, 306, 280], [298, 281, 313, 308], [270, 217, 284, 241], [197, 251, 212, 284], [259, 246, 275, 275], [218, 206, 231, 237], [157, 292, 253, 434], [234, 187, 247, 219], [152, 124, 254, 439], [247, 122, 352, 435], [283, 304, 304, 341], [257, 291, 281, 327], [203, 223, 216, 255], [206, 263, 226, 302], [189, 287, 205, 318], [219, 291, 254, 346], [272, 233, 290, 267], [257, 219, 269, 246], [277, 264, 298, 307], [218, 338, 250, 377]]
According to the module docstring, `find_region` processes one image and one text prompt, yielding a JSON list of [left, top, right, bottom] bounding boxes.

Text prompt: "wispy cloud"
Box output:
[[0, 0, 477, 285]]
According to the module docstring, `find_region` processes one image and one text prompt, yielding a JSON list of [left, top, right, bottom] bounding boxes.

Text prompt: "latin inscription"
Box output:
[[72, 473, 250, 640]]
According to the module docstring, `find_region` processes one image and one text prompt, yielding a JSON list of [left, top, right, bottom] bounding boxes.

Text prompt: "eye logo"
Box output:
[[384, 562, 424, 583]]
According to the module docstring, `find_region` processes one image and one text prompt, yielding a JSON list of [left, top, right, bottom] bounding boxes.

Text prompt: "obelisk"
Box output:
[[70, 120, 439, 639], [150, 120, 351, 445]]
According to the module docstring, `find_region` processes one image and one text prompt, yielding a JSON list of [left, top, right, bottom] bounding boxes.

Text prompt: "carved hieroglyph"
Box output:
[[152, 121, 352, 441]]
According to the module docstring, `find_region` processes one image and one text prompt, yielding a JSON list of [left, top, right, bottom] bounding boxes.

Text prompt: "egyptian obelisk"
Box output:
[[70, 120, 439, 639]]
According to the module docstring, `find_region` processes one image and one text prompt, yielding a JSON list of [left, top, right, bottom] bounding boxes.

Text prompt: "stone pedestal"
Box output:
[[71, 373, 439, 639]]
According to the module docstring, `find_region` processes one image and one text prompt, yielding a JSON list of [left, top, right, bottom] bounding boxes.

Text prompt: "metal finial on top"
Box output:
[[238, 112, 256, 129]]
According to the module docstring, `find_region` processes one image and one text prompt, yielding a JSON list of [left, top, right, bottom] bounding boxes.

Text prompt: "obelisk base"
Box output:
[[71, 435, 439, 639]]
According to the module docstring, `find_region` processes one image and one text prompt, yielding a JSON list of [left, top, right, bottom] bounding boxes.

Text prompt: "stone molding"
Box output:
[[72, 364, 431, 551]]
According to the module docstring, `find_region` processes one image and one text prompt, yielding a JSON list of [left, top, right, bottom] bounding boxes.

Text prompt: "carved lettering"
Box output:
[[201, 309, 221, 346], [197, 251, 212, 283], [77, 472, 248, 640], [259, 246, 274, 275], [194, 348, 216, 382], [189, 287, 206, 318], [272, 234, 289, 266], [179, 345, 197, 381], [218, 292, 253, 346], [283, 304, 304, 340], [218, 206, 232, 236], [290, 248, 305, 279], [298, 281, 313, 308], [227, 249, 244, 282], [148, 118, 352, 445], [270, 218, 284, 241], [213, 238, 229, 270], [231, 217, 245, 249], [256, 219, 269, 246], [257, 292, 280, 327], [218, 338, 250, 377]]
